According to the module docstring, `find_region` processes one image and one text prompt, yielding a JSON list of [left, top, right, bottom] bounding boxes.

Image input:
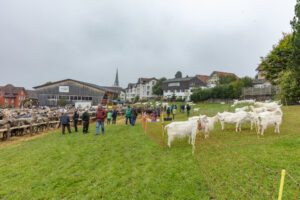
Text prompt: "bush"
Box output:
[[191, 83, 239, 102], [171, 94, 176, 101], [277, 70, 300, 105], [133, 96, 140, 103], [57, 98, 67, 106], [176, 97, 182, 102]]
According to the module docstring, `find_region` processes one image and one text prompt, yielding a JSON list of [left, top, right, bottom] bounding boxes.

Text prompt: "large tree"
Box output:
[[260, 33, 292, 85], [152, 77, 167, 96], [175, 71, 182, 78], [219, 75, 237, 85], [291, 0, 300, 77]]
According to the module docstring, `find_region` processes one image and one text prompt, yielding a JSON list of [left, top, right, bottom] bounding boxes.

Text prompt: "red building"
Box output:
[[0, 84, 27, 108]]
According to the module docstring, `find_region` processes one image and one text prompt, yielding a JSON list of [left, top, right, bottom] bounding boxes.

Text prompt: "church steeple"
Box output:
[[114, 68, 119, 87]]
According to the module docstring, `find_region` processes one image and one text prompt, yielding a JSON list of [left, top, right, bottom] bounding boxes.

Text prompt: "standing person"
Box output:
[[182, 104, 185, 113], [96, 105, 107, 135], [131, 106, 138, 126], [186, 104, 191, 117], [153, 110, 158, 121], [60, 111, 71, 135], [125, 106, 132, 126], [107, 110, 112, 125], [167, 107, 171, 119], [112, 109, 118, 125], [82, 108, 90, 133], [73, 109, 79, 132], [157, 106, 161, 117], [57, 111, 62, 129], [172, 107, 177, 120]]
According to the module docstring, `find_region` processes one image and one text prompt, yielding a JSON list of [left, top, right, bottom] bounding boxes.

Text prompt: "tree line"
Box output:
[[190, 76, 252, 102], [260, 1, 300, 104]]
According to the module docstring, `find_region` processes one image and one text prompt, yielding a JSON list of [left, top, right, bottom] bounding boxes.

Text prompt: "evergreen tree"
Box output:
[[175, 71, 182, 78], [152, 77, 167, 96]]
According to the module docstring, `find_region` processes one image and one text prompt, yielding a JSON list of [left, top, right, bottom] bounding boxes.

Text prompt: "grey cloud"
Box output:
[[0, 0, 295, 88]]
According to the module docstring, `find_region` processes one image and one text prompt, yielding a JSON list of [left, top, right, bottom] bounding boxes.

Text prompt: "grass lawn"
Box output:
[[0, 122, 209, 199], [0, 103, 299, 199]]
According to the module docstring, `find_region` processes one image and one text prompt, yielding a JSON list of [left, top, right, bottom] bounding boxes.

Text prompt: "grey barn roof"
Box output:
[[33, 79, 118, 93]]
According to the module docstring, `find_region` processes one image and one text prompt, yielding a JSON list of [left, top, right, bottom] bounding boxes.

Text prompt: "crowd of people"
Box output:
[[59, 103, 192, 135]]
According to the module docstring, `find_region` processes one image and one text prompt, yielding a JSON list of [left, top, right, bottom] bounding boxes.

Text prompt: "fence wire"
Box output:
[[141, 105, 300, 199], [142, 116, 165, 148], [194, 132, 300, 199]]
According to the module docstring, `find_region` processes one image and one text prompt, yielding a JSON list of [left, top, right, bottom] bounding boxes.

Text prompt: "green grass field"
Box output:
[[0, 122, 209, 199], [0, 104, 299, 199]]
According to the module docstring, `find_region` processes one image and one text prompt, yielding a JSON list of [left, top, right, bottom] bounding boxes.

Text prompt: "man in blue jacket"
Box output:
[[60, 111, 71, 135]]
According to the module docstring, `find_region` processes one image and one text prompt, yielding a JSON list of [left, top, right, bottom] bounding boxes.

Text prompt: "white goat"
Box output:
[[250, 106, 267, 114], [199, 115, 218, 138], [217, 111, 253, 132], [254, 102, 281, 111], [193, 108, 200, 113], [235, 106, 249, 113], [165, 120, 198, 148], [231, 99, 255, 107], [257, 108, 283, 136]]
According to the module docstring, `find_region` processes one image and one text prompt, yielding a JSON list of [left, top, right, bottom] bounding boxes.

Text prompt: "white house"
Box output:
[[206, 71, 239, 88], [126, 78, 158, 101], [162, 76, 207, 101]]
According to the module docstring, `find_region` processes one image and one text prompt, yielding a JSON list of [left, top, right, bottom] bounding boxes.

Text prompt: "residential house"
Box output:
[[196, 75, 209, 86], [125, 78, 158, 101], [0, 84, 27, 108], [252, 65, 272, 88], [162, 76, 206, 101], [256, 65, 265, 80], [206, 71, 239, 88]]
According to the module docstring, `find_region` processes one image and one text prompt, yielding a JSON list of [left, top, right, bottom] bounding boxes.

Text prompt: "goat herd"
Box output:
[[165, 100, 283, 148]]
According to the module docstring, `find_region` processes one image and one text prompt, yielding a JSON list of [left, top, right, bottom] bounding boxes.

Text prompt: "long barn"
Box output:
[[33, 79, 118, 106]]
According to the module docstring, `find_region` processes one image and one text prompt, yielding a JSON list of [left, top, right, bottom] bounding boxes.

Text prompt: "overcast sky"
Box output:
[[0, 0, 296, 89]]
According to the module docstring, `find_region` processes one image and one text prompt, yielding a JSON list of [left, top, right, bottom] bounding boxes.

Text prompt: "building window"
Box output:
[[12, 99, 14, 103], [0, 93, 2, 97], [147, 91, 150, 95], [21, 90, 23, 94], [5, 98, 8, 103]]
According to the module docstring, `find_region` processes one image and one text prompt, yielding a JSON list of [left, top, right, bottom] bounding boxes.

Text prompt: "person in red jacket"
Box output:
[[96, 105, 107, 135]]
